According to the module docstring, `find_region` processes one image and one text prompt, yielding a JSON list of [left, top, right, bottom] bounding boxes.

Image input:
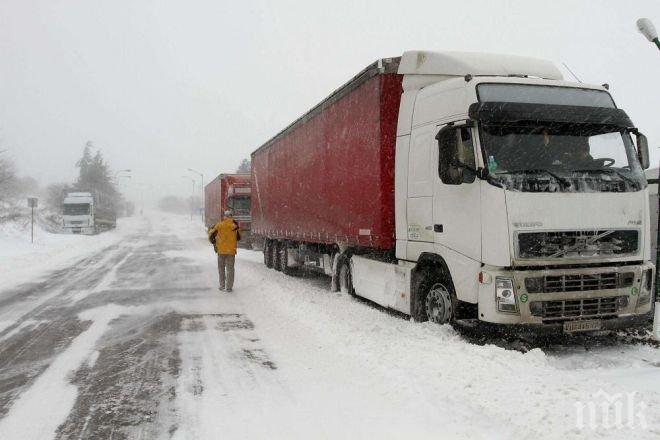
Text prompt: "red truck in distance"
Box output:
[[204, 173, 252, 247]]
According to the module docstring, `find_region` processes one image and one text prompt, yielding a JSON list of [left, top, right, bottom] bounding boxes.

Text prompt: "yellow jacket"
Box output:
[[209, 218, 239, 255]]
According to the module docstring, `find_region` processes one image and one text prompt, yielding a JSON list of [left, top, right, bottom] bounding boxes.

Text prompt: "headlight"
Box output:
[[638, 269, 653, 306], [496, 277, 518, 313]]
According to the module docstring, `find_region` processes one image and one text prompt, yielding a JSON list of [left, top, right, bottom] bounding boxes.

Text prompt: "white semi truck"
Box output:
[[62, 191, 116, 234], [253, 51, 654, 334]]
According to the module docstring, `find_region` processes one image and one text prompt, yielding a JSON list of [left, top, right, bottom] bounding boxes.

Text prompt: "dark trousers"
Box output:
[[217, 254, 235, 289]]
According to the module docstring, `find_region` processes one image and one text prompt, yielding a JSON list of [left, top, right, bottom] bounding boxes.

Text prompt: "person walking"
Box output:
[[208, 210, 240, 292]]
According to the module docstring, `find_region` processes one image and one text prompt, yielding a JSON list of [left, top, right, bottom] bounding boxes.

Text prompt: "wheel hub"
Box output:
[[425, 283, 453, 324]]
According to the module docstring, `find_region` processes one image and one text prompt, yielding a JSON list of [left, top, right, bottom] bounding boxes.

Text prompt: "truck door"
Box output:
[[406, 125, 436, 244], [433, 122, 482, 261]]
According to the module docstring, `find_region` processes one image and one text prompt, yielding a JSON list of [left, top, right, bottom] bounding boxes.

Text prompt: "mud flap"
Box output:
[[654, 302, 660, 341]]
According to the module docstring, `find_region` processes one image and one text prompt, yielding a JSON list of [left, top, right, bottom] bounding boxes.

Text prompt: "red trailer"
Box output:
[[205, 174, 252, 245], [251, 60, 402, 251]]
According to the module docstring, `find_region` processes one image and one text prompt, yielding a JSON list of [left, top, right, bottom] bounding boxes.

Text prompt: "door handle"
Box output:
[[434, 224, 443, 233]]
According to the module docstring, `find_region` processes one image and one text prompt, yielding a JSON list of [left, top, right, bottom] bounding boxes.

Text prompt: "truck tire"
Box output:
[[273, 241, 283, 272], [264, 240, 274, 268], [337, 255, 355, 296], [278, 242, 297, 276], [412, 270, 457, 325]]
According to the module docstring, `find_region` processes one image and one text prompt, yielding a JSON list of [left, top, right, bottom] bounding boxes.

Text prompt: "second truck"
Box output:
[[62, 191, 117, 234], [205, 173, 252, 247], [251, 50, 654, 333]]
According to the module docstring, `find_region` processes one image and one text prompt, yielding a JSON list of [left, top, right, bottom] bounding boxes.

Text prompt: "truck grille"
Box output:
[[517, 230, 638, 259], [531, 297, 623, 320], [525, 272, 633, 293]]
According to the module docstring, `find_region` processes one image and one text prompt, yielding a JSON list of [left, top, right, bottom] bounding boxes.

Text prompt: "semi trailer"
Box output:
[[251, 50, 654, 333], [62, 191, 117, 234], [205, 173, 252, 246]]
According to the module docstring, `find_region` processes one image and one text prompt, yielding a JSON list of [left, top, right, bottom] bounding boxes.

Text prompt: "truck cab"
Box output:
[[393, 51, 654, 331], [62, 192, 95, 234], [226, 182, 252, 245]]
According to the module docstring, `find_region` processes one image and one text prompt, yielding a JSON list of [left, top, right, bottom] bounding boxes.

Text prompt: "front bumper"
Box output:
[[478, 262, 655, 327], [64, 226, 94, 235]]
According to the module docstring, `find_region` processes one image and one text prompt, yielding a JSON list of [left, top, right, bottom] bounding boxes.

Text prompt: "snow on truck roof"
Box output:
[[63, 192, 93, 203], [398, 50, 563, 80]]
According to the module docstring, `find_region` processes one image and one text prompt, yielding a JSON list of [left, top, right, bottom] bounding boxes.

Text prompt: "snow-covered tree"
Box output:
[[74, 142, 121, 216]]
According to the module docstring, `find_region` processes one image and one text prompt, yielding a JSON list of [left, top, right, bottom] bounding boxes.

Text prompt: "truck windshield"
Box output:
[[229, 197, 251, 213], [63, 203, 91, 215], [479, 124, 646, 192]]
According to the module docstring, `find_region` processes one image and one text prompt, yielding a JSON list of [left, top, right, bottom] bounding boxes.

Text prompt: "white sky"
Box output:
[[1, 0, 659, 204]]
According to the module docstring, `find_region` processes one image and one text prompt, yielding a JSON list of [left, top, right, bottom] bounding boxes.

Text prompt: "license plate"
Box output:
[[563, 319, 602, 333]]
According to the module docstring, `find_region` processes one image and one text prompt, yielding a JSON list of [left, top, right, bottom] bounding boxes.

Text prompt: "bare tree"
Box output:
[[0, 150, 16, 200], [44, 182, 74, 211]]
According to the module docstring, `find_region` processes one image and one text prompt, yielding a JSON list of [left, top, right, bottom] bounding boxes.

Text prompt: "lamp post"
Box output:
[[638, 18, 660, 340], [114, 169, 132, 180], [187, 168, 204, 224], [637, 18, 660, 52]]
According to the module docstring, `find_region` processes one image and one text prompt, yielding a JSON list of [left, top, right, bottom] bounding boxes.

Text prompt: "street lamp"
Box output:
[[639, 18, 660, 340], [637, 18, 660, 51], [114, 169, 132, 179], [187, 168, 204, 224]]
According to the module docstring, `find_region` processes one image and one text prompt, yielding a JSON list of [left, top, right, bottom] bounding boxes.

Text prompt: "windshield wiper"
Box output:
[[571, 168, 639, 189], [496, 169, 571, 187]]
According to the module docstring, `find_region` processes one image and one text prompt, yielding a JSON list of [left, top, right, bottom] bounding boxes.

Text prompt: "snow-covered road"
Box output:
[[0, 212, 658, 439]]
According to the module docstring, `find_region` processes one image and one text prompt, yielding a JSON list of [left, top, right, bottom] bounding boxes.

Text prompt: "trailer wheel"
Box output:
[[337, 255, 355, 296], [273, 241, 283, 272], [264, 240, 274, 268], [412, 270, 457, 324], [278, 243, 298, 276]]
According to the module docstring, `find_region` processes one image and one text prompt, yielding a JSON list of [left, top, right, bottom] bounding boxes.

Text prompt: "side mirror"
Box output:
[[636, 132, 650, 169]]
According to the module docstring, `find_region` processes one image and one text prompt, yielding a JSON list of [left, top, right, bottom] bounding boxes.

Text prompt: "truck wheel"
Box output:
[[273, 241, 283, 272], [412, 271, 457, 324], [425, 282, 454, 324], [264, 240, 274, 268], [278, 243, 297, 276], [337, 255, 355, 296]]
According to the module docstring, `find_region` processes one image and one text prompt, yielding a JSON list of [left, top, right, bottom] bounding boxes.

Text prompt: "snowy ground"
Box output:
[[0, 212, 658, 439]]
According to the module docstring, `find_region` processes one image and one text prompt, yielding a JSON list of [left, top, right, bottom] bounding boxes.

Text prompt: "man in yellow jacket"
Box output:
[[208, 210, 240, 292]]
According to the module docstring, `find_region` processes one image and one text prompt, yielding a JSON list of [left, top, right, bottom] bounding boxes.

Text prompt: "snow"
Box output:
[[0, 211, 658, 439], [0, 304, 139, 440], [0, 214, 143, 292]]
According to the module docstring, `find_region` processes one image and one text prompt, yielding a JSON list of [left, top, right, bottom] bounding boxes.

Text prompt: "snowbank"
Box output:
[[0, 211, 144, 292]]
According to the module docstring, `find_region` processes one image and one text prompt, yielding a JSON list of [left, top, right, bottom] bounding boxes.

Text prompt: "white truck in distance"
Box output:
[[256, 50, 655, 334], [62, 192, 116, 234]]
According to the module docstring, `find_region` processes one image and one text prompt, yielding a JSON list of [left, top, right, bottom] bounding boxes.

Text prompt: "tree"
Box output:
[[74, 142, 120, 215], [236, 158, 251, 173], [13, 176, 39, 196], [44, 182, 74, 211], [0, 150, 16, 200]]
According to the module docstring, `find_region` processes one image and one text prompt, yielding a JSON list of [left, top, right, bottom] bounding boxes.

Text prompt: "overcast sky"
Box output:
[[1, 0, 659, 204]]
